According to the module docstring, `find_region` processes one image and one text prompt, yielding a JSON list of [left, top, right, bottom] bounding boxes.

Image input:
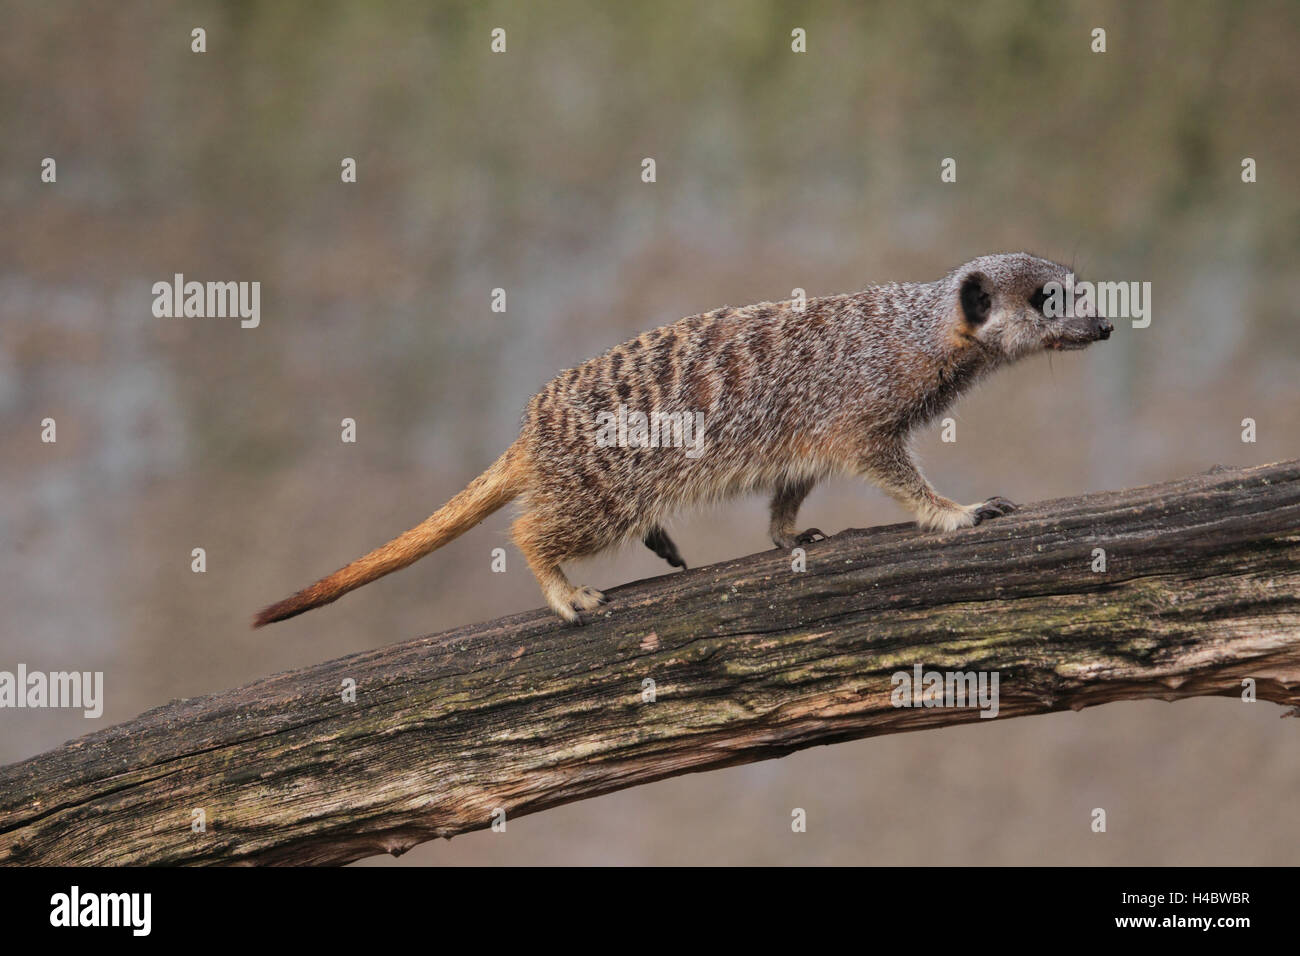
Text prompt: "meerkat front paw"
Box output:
[[917, 496, 1016, 532], [773, 527, 828, 550], [969, 496, 1018, 524]]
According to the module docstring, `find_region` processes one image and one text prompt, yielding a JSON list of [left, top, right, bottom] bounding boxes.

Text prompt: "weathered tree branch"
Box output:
[[2, 461, 1298, 865]]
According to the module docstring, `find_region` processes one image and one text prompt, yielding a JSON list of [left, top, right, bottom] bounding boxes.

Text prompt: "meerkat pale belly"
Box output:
[[255, 252, 1112, 627]]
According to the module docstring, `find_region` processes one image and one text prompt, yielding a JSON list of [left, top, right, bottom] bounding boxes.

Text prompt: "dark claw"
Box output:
[[794, 527, 828, 545], [972, 496, 1018, 524]]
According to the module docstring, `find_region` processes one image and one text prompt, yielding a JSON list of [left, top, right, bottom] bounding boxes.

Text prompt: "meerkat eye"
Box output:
[[1028, 286, 1048, 314]]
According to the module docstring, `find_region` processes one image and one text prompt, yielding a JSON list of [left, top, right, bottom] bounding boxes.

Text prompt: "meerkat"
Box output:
[[254, 252, 1112, 628]]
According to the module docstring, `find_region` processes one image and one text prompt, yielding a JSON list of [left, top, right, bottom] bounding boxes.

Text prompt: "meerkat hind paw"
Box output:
[[544, 585, 605, 625], [572, 585, 607, 611]]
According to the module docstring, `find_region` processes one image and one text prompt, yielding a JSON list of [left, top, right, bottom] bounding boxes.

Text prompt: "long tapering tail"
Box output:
[[253, 442, 524, 628]]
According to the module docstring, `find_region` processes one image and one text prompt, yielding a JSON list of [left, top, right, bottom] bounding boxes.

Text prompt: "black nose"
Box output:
[[1097, 318, 1113, 340]]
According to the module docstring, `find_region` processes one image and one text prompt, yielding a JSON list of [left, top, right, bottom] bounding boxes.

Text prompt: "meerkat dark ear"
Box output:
[[959, 271, 993, 326]]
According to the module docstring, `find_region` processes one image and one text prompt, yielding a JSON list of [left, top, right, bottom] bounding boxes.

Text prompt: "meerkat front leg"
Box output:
[[862, 440, 1017, 532], [769, 477, 827, 549]]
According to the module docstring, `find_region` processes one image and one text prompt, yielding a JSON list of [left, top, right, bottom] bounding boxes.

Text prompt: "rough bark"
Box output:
[[2, 460, 1298, 866]]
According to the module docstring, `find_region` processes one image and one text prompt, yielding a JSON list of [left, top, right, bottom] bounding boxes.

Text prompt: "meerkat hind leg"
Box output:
[[643, 525, 687, 569], [513, 518, 606, 624]]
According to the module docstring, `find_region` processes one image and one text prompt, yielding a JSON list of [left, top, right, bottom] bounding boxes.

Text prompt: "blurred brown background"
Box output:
[[2, 0, 1297, 864]]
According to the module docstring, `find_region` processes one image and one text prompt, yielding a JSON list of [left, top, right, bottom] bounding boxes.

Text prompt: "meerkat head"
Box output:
[[952, 253, 1113, 361]]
